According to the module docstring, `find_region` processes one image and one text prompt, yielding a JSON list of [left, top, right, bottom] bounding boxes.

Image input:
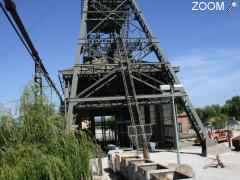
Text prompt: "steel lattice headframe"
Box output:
[[59, 0, 216, 156]]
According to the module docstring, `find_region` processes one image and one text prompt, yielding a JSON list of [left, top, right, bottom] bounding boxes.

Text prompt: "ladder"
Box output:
[[123, 11, 129, 39], [81, 0, 84, 17], [115, 35, 151, 152]]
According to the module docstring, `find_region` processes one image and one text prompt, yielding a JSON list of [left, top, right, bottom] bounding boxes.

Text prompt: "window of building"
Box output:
[[150, 105, 156, 125], [162, 104, 173, 125], [178, 122, 183, 133]]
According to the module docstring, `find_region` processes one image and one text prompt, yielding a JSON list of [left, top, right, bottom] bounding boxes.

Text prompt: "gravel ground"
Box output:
[[100, 131, 240, 180], [149, 145, 240, 180]]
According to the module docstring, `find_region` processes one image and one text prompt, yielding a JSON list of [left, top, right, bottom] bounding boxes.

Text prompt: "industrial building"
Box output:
[[59, 0, 213, 155]]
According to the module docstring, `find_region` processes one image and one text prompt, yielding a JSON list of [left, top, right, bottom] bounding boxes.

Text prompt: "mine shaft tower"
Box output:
[[59, 0, 213, 155]]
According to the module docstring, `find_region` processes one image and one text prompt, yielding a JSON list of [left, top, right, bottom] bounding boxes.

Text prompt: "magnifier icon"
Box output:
[[227, 1, 238, 12]]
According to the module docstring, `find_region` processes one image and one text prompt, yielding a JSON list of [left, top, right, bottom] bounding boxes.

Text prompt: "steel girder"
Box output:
[[59, 0, 215, 155]]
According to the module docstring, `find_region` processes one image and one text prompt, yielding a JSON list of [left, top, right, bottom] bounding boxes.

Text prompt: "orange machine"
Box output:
[[194, 130, 233, 145]]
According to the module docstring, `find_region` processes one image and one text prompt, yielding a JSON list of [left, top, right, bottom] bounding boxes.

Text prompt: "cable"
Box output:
[[30, 0, 60, 29], [0, 40, 19, 59], [0, 2, 34, 59], [0, 0, 63, 104], [0, 0, 61, 59]]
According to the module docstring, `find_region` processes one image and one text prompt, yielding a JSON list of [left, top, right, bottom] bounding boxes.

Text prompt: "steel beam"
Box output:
[[60, 0, 214, 156], [76, 68, 119, 97], [66, 0, 89, 129], [70, 93, 185, 103]]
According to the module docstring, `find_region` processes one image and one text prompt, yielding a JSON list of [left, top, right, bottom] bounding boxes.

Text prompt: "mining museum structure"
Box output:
[[59, 0, 213, 155]]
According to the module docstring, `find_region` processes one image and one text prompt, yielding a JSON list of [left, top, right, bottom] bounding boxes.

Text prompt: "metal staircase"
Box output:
[[62, 0, 214, 157], [180, 96, 215, 151], [81, 0, 84, 17], [115, 35, 151, 152]]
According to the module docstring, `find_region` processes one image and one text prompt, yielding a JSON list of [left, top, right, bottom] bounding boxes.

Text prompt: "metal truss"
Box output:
[[59, 0, 215, 156]]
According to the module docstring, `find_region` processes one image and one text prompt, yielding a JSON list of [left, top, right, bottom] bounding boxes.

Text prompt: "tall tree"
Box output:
[[224, 96, 240, 120]]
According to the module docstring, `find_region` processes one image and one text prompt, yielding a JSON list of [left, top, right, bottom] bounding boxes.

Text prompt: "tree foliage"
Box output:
[[224, 96, 240, 120], [0, 83, 102, 180], [196, 96, 240, 128]]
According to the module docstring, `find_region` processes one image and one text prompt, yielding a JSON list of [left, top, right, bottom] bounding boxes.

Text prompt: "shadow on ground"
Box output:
[[103, 168, 127, 180]]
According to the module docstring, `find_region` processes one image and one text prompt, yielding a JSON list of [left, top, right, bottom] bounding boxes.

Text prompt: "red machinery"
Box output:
[[194, 130, 233, 145]]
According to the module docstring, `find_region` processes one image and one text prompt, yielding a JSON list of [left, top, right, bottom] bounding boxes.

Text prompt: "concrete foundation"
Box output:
[[117, 154, 194, 180]]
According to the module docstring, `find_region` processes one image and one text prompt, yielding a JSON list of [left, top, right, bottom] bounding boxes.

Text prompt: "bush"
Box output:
[[0, 83, 102, 180]]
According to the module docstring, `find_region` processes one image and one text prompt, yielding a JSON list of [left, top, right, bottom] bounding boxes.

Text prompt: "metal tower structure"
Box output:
[[59, 0, 214, 156]]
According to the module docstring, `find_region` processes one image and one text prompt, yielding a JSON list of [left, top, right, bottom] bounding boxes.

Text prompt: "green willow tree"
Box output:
[[0, 83, 102, 180]]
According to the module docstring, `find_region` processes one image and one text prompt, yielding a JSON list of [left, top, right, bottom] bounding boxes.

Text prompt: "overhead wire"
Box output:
[[0, 0, 61, 59], [0, 2, 33, 59], [0, 0, 63, 104]]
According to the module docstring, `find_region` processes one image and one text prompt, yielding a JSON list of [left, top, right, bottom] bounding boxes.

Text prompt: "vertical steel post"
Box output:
[[227, 122, 232, 148], [171, 86, 181, 165]]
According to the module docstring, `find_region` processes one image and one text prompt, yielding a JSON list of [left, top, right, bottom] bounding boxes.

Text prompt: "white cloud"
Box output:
[[170, 48, 240, 107]]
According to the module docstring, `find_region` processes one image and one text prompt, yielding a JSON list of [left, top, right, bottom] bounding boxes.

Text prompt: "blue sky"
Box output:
[[0, 0, 239, 110]]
